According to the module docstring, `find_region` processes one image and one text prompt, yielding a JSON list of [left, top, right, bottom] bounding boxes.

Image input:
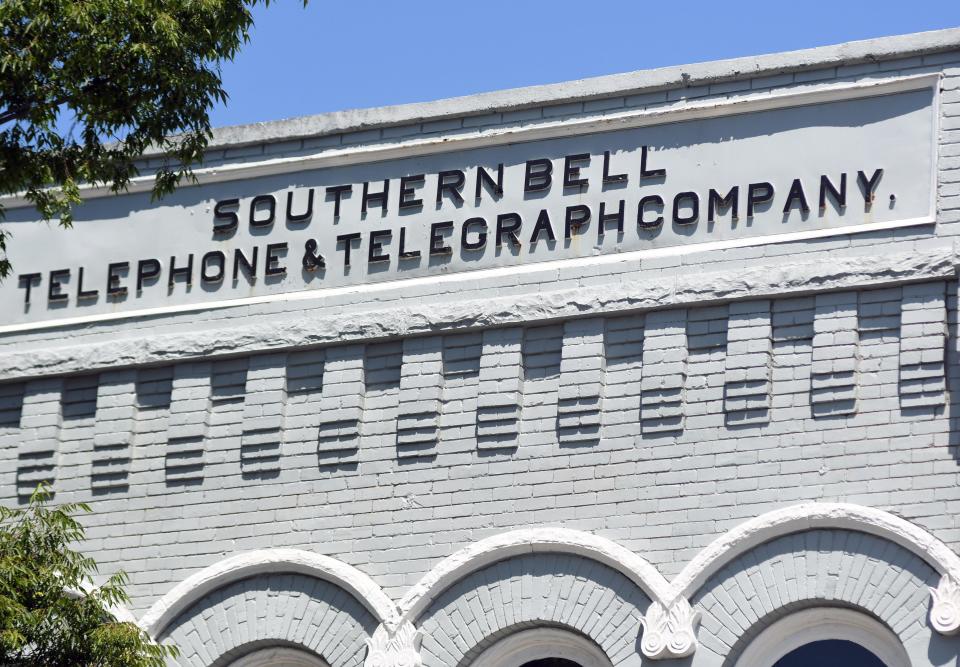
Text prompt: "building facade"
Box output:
[[2, 28, 960, 667]]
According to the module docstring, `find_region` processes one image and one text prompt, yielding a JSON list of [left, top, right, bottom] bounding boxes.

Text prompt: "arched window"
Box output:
[[226, 646, 328, 667], [470, 628, 612, 667], [773, 639, 886, 667], [735, 608, 910, 667]]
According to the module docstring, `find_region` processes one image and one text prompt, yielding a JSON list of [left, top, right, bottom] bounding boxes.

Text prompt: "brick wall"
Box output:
[[0, 49, 958, 641]]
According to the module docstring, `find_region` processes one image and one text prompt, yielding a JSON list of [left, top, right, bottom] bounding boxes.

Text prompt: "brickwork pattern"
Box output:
[[397, 337, 444, 460], [723, 301, 772, 426], [159, 573, 377, 667], [0, 55, 957, 649], [0, 280, 957, 613], [92, 370, 137, 492], [692, 529, 938, 664], [417, 553, 650, 667], [476, 328, 523, 450], [15, 378, 63, 500], [316, 345, 365, 466]]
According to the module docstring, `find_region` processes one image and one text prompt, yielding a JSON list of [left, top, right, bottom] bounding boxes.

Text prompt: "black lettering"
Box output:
[[250, 195, 276, 228], [602, 151, 627, 184], [233, 248, 258, 283], [201, 251, 226, 283], [107, 262, 128, 298], [598, 201, 625, 240], [137, 259, 162, 292], [429, 221, 454, 255], [783, 179, 810, 214], [747, 182, 775, 217], [857, 169, 884, 205], [638, 196, 664, 228], [399, 175, 425, 210], [265, 243, 287, 277], [18, 273, 41, 305], [640, 146, 666, 179], [564, 204, 591, 239], [496, 213, 522, 249], [213, 198, 240, 234], [530, 209, 556, 244], [326, 185, 352, 218], [475, 164, 504, 201], [820, 173, 847, 211], [337, 233, 362, 267], [302, 239, 325, 272], [672, 192, 699, 225], [362, 180, 389, 214], [286, 189, 314, 223], [76, 266, 98, 300], [524, 159, 553, 193], [461, 217, 488, 251], [436, 170, 465, 206], [369, 230, 392, 263], [398, 227, 420, 260], [708, 187, 739, 222], [168, 255, 193, 289], [48, 269, 69, 303], [563, 153, 590, 189]]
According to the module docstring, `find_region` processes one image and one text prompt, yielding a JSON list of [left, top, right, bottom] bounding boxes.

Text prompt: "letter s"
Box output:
[[213, 198, 240, 235]]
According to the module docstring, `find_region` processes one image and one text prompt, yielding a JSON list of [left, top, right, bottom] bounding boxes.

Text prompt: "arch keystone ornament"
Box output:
[[364, 621, 422, 667], [638, 597, 701, 660], [930, 575, 960, 635]]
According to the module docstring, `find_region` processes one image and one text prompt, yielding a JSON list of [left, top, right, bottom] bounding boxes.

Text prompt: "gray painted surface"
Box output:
[[1, 32, 960, 667]]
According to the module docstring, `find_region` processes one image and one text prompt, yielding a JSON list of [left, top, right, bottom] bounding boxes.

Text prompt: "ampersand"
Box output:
[[302, 239, 325, 272]]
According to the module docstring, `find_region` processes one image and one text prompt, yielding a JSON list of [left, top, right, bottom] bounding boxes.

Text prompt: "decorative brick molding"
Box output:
[[161, 573, 374, 667], [137, 505, 960, 663], [415, 552, 649, 667], [672, 503, 960, 601], [638, 599, 701, 659], [364, 622, 422, 667], [397, 526, 671, 624], [475, 327, 523, 449], [929, 575, 960, 635], [139, 548, 398, 638], [15, 378, 63, 499], [2, 246, 954, 381]]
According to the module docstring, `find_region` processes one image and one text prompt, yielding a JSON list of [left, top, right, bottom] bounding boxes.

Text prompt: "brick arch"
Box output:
[[159, 573, 378, 667], [687, 529, 939, 666], [416, 552, 652, 667]]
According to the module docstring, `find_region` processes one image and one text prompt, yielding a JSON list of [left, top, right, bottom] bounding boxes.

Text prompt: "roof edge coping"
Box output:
[[152, 27, 960, 155]]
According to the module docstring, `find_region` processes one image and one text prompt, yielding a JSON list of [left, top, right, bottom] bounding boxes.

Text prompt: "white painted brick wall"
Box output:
[[397, 337, 444, 459], [16, 378, 63, 499], [0, 51, 958, 643], [165, 362, 213, 486], [811, 292, 860, 416], [899, 281, 947, 409], [557, 318, 605, 446], [240, 353, 286, 477], [91, 370, 137, 492], [640, 309, 687, 433], [476, 328, 523, 450], [723, 300, 772, 425], [316, 344, 366, 465]]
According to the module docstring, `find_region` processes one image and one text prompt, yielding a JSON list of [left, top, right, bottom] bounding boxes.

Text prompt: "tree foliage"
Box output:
[[0, 0, 287, 278], [0, 485, 178, 666]]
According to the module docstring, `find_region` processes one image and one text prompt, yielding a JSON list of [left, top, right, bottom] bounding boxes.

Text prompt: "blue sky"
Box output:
[[210, 1, 960, 129]]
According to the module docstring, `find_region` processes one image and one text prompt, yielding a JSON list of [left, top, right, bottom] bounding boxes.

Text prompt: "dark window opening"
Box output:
[[774, 640, 885, 667], [520, 659, 583, 667]]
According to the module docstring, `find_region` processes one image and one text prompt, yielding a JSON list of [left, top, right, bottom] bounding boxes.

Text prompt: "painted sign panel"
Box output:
[[0, 82, 937, 329]]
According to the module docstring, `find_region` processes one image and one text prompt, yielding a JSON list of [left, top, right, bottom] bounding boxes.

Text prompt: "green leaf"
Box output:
[[0, 0, 305, 279], [0, 482, 179, 664]]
